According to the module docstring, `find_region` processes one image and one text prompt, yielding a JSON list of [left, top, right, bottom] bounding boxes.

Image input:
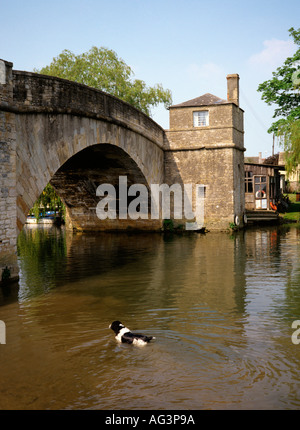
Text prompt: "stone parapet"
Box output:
[[9, 70, 166, 151]]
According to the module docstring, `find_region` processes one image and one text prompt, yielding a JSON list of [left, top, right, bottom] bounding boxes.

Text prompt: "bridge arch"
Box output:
[[50, 143, 156, 231], [16, 113, 164, 231], [10, 69, 165, 232]]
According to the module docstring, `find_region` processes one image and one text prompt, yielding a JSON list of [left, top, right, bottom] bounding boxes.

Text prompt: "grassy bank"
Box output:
[[281, 193, 300, 222]]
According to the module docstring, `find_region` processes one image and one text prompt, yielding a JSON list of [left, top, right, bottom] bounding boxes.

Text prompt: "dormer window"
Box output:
[[193, 111, 209, 127]]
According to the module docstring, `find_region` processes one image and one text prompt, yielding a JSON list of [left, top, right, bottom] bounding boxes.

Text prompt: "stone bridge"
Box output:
[[1, 59, 245, 280], [0, 60, 166, 278]]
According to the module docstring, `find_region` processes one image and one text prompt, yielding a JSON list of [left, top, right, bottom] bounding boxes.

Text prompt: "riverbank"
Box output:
[[280, 193, 300, 223]]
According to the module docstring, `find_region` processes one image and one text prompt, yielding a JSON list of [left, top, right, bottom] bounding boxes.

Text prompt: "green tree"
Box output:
[[257, 27, 300, 174], [29, 184, 65, 221], [36, 47, 172, 117]]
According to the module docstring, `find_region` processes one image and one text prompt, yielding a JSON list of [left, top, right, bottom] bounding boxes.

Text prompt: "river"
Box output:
[[0, 224, 300, 410]]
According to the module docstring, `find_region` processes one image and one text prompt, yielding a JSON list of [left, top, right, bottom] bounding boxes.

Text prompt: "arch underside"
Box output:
[[16, 114, 164, 232], [51, 144, 160, 231]]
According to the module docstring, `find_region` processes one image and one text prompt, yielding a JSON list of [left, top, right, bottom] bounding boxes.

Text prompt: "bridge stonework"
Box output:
[[0, 60, 18, 279], [0, 60, 245, 279]]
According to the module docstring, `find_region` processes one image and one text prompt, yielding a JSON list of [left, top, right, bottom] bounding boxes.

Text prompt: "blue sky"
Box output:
[[1, 0, 299, 156]]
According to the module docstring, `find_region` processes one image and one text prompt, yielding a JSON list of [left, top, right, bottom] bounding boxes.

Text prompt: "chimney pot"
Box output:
[[227, 74, 239, 106]]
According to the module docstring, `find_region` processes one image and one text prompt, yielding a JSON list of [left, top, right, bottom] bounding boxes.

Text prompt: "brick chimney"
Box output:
[[227, 74, 239, 106]]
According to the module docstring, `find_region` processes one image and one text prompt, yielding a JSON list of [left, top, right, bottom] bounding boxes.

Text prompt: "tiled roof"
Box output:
[[169, 93, 227, 108]]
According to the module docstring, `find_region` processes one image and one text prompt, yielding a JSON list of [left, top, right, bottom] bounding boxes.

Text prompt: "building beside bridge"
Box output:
[[165, 73, 245, 229]]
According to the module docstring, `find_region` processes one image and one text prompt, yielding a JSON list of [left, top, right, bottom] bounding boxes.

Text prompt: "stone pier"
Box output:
[[0, 60, 18, 281]]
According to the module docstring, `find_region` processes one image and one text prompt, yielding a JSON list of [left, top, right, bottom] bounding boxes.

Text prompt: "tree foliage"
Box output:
[[258, 27, 300, 130], [257, 27, 300, 173], [277, 118, 300, 174], [36, 47, 172, 117], [29, 184, 65, 221]]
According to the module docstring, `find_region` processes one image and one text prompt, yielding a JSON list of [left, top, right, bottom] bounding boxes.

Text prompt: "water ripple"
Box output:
[[1, 226, 300, 409]]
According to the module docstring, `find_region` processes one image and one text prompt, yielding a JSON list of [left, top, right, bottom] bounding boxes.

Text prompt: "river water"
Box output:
[[0, 225, 300, 410]]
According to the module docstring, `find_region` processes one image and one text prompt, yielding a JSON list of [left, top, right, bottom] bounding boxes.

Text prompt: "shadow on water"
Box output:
[[13, 226, 161, 300]]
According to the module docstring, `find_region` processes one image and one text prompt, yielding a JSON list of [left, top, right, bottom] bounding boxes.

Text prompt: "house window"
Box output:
[[193, 111, 209, 127], [245, 171, 253, 193]]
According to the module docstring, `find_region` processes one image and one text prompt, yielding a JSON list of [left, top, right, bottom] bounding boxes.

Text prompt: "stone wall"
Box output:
[[165, 99, 245, 230], [167, 104, 243, 149], [0, 60, 18, 280]]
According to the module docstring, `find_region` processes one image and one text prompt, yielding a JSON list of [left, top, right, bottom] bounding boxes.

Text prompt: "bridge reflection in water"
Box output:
[[0, 226, 300, 409]]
